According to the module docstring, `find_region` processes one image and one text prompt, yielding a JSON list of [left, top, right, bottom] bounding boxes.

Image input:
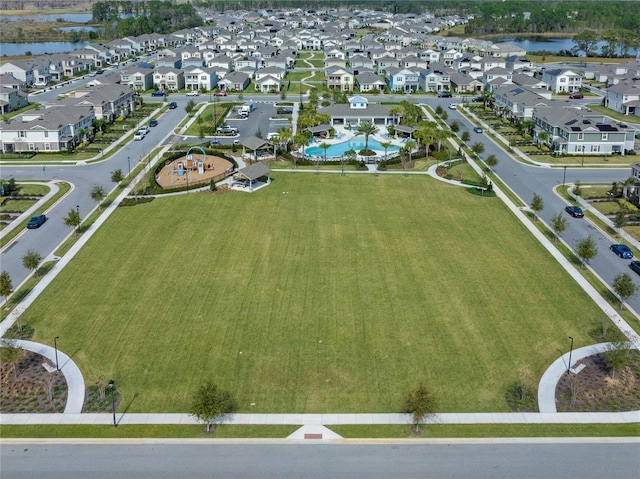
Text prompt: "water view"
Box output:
[[0, 41, 89, 56], [306, 138, 400, 158], [3, 13, 93, 22], [497, 36, 638, 57]]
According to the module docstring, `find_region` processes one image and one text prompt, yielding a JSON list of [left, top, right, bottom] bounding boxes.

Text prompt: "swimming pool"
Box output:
[[305, 137, 400, 158]]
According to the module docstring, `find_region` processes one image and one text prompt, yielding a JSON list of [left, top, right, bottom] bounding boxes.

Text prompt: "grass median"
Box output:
[[23, 173, 605, 414]]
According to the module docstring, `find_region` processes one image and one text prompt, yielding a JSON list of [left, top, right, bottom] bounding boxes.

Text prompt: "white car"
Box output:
[[185, 91, 199, 96], [133, 132, 145, 141], [138, 126, 150, 136], [448, 103, 457, 110]]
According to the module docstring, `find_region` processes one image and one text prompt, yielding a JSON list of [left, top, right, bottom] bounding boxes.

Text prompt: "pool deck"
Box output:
[[305, 125, 408, 160]]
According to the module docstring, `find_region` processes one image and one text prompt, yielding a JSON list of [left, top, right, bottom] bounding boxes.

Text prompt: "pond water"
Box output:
[[494, 36, 638, 57], [55, 26, 100, 33], [0, 41, 88, 56], [306, 137, 400, 158], [3, 13, 93, 22]]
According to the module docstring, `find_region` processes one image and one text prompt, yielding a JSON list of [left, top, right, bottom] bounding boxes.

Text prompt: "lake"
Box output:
[[496, 36, 638, 57], [55, 26, 100, 33], [3, 13, 93, 22], [0, 41, 89, 56]]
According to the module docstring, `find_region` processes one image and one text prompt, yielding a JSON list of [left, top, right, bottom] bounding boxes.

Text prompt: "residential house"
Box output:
[[69, 83, 136, 121], [492, 85, 553, 122], [0, 105, 95, 153], [356, 72, 386, 93], [533, 108, 635, 156], [386, 67, 420, 93], [449, 72, 482, 94], [605, 80, 640, 117], [419, 65, 452, 93], [218, 71, 251, 92], [153, 67, 185, 91], [326, 66, 354, 92], [120, 67, 154, 91], [541, 69, 582, 94], [184, 67, 218, 92], [0, 85, 29, 114], [0, 60, 37, 84], [155, 48, 182, 69]]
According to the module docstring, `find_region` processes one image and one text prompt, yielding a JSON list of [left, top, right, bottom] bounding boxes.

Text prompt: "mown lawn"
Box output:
[[25, 174, 602, 414]]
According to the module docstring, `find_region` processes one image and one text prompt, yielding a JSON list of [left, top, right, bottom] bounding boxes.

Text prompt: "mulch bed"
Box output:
[[555, 351, 640, 412]]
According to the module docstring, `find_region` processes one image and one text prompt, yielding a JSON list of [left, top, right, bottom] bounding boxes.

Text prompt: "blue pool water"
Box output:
[[306, 137, 400, 158]]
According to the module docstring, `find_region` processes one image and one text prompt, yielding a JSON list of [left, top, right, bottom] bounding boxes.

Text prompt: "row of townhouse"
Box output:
[[0, 84, 136, 153], [491, 84, 635, 155]]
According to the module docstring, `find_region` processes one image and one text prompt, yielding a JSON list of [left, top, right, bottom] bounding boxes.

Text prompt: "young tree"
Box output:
[[612, 273, 638, 309], [64, 208, 82, 236], [575, 236, 598, 268], [550, 213, 567, 241], [461, 130, 470, 142], [22, 249, 42, 278], [0, 340, 21, 379], [614, 209, 627, 229], [403, 383, 437, 434], [185, 99, 196, 116], [604, 342, 631, 380], [515, 365, 533, 402], [530, 193, 544, 220], [111, 169, 124, 183], [471, 142, 484, 157], [190, 381, 237, 432], [485, 154, 498, 172], [0, 271, 13, 300], [90, 185, 107, 210], [342, 148, 356, 176], [450, 120, 460, 133]]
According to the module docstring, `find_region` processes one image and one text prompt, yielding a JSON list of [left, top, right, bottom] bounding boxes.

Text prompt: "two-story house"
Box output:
[[605, 80, 640, 117], [184, 66, 218, 92], [153, 67, 185, 91], [120, 67, 154, 91], [541, 68, 582, 94], [386, 67, 420, 93], [326, 66, 354, 92]]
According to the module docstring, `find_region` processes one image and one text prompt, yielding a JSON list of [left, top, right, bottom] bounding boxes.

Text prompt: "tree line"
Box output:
[[92, 1, 203, 38]]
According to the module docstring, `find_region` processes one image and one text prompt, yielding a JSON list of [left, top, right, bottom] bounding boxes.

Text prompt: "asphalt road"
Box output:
[[2, 442, 638, 478]]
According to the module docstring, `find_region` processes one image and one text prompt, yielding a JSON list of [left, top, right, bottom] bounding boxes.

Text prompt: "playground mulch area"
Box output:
[[156, 154, 234, 189]]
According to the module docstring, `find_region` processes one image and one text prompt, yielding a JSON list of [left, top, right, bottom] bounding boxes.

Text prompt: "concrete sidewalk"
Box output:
[[1, 411, 637, 426], [0, 181, 61, 240]]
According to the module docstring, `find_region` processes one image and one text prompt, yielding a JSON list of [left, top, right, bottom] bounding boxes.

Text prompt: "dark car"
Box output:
[[630, 261, 640, 275], [473, 127, 483, 133], [610, 244, 634, 259], [569, 93, 584, 99], [151, 91, 166, 97], [168, 102, 177, 109], [565, 205, 584, 218], [149, 119, 158, 127], [96, 69, 105, 75], [437, 92, 452, 98], [27, 214, 47, 229], [210, 139, 220, 146]]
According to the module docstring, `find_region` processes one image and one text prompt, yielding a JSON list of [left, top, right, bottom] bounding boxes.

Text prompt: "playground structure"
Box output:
[[155, 147, 235, 189]]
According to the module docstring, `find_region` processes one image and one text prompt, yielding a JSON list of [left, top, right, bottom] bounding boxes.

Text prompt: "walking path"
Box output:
[[3, 340, 85, 414]]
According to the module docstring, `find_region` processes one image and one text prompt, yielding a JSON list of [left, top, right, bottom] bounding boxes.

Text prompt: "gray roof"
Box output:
[[318, 103, 391, 118], [241, 136, 271, 151], [238, 161, 271, 181], [307, 124, 332, 133]]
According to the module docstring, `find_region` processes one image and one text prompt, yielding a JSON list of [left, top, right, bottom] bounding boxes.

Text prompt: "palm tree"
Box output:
[[293, 132, 309, 169], [405, 139, 417, 163], [342, 148, 357, 175], [355, 121, 377, 151], [276, 126, 292, 153], [379, 141, 392, 163], [318, 142, 330, 174], [482, 89, 493, 109]]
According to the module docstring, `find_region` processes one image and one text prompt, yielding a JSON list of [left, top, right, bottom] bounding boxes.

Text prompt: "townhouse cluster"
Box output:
[[0, 7, 638, 155]]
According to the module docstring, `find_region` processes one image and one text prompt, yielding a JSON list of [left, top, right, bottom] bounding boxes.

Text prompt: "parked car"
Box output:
[[96, 69, 105, 75], [185, 91, 199, 96], [134, 132, 145, 141], [216, 125, 238, 134], [448, 103, 457, 110], [565, 205, 584, 218], [473, 127, 483, 133], [168, 102, 177, 109], [569, 93, 584, 99], [27, 214, 47, 229], [438, 92, 452, 98], [151, 91, 166, 97], [630, 261, 640, 275], [214, 91, 227, 96], [610, 244, 633, 259], [149, 119, 158, 127], [138, 126, 150, 136], [210, 139, 220, 146]]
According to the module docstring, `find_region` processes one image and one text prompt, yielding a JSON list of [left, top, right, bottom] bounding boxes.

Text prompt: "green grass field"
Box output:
[[24, 174, 602, 414]]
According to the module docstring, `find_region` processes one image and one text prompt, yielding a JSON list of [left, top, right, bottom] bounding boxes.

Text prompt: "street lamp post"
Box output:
[[75, 205, 80, 235], [54, 336, 59, 371], [127, 156, 131, 176], [567, 336, 574, 374], [562, 165, 567, 186], [108, 380, 117, 427]]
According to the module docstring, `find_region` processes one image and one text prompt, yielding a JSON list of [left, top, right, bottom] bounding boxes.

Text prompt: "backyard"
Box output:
[[22, 173, 603, 414]]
